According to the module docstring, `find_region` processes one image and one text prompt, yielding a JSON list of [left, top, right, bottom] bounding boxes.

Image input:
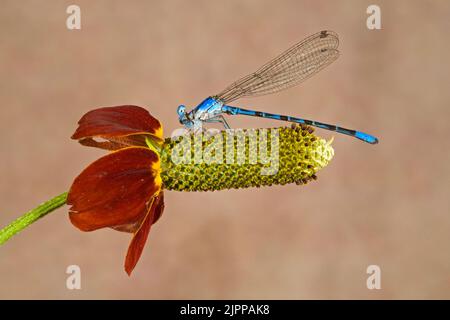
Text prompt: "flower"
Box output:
[[68, 105, 334, 275], [68, 106, 165, 275]]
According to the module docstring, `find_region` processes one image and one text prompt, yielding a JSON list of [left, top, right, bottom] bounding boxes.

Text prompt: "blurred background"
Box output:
[[0, 0, 449, 299]]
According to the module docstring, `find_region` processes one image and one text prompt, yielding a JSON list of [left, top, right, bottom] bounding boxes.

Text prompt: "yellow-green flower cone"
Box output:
[[160, 125, 334, 191]]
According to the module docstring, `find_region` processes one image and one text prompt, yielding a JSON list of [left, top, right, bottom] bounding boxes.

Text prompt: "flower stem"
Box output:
[[0, 192, 68, 245]]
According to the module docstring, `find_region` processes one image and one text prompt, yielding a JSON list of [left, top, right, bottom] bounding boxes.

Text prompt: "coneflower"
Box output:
[[0, 105, 333, 275]]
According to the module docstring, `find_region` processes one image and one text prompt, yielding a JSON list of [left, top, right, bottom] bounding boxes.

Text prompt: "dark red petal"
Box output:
[[68, 147, 162, 231], [71, 106, 163, 141], [112, 191, 165, 234], [151, 191, 165, 224], [111, 220, 142, 233], [77, 135, 149, 151], [125, 192, 165, 275]]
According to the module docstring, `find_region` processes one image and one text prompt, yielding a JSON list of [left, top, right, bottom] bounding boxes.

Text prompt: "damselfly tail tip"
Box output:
[[355, 131, 379, 145]]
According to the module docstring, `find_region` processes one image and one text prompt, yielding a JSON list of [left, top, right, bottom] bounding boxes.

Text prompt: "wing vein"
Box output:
[[214, 30, 339, 104]]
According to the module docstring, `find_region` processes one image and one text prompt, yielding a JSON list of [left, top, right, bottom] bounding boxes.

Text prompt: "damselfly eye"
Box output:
[[177, 105, 186, 115]]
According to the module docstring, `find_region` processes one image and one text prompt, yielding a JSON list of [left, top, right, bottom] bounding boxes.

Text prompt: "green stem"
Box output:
[[0, 192, 68, 245]]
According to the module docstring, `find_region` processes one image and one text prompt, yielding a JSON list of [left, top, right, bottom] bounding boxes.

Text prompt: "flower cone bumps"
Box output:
[[161, 125, 334, 191], [68, 106, 334, 275]]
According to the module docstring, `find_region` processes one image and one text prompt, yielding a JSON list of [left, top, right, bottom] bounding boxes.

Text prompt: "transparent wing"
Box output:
[[214, 30, 339, 104]]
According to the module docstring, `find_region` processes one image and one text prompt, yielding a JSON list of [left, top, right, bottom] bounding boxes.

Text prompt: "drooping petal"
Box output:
[[67, 147, 162, 231], [71, 106, 163, 148], [111, 192, 165, 233], [151, 191, 165, 224], [125, 192, 165, 275]]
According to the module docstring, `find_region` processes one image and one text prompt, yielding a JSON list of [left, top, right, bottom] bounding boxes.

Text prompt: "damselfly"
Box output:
[[177, 30, 378, 144]]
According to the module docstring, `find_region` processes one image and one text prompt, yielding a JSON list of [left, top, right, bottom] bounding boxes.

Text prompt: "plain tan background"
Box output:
[[1, 0, 449, 299]]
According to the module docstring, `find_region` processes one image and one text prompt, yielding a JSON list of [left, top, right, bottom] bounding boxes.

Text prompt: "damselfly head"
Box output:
[[177, 105, 186, 115], [177, 104, 193, 127], [177, 105, 187, 123]]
